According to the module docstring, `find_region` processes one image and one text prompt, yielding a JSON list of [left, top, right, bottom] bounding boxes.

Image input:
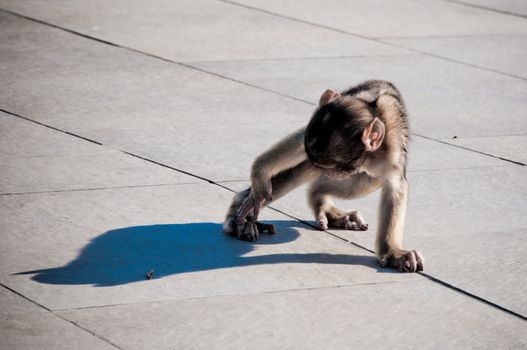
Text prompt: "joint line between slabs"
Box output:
[[186, 53, 421, 64], [413, 133, 525, 166], [0, 108, 101, 146], [53, 281, 402, 313], [0, 283, 125, 350], [3, 105, 521, 171], [442, 0, 527, 19], [0, 8, 312, 106], [0, 182, 205, 196], [217, 0, 527, 82]]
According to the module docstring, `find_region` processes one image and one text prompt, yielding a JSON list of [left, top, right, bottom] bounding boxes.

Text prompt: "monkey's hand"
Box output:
[[233, 217, 276, 242], [233, 191, 273, 241], [234, 189, 269, 226], [380, 250, 424, 273], [224, 212, 275, 241]]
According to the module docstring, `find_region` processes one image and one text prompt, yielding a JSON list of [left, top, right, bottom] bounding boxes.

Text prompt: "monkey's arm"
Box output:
[[235, 127, 308, 224], [224, 160, 320, 241], [376, 173, 423, 272], [251, 127, 307, 201]]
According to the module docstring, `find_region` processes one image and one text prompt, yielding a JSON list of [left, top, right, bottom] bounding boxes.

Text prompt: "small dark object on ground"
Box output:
[[453, 135, 458, 139], [146, 270, 154, 280]]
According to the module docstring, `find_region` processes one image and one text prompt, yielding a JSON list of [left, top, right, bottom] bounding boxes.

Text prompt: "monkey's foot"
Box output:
[[316, 217, 329, 231], [326, 210, 368, 231], [223, 217, 275, 242], [380, 250, 424, 273]]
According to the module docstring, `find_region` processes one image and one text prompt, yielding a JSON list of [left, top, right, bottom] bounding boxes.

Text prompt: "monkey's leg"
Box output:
[[308, 195, 367, 231], [308, 172, 380, 231], [327, 205, 369, 231], [376, 175, 424, 272]]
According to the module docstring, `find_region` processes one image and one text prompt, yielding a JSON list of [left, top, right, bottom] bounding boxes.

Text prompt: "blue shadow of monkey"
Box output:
[[16, 221, 379, 286]]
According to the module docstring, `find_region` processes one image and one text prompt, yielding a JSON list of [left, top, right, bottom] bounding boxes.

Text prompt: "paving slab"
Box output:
[[412, 228, 527, 317], [0, 287, 116, 350], [231, 0, 527, 37], [0, 12, 317, 181], [383, 35, 527, 79], [0, 12, 310, 128], [453, 0, 527, 17], [192, 54, 527, 139], [387, 136, 507, 172], [0, 183, 420, 311], [0, 112, 196, 194], [0, 0, 408, 62], [56, 281, 527, 350], [1, 0, 526, 347], [448, 134, 527, 165], [1, 13, 509, 184], [221, 134, 510, 182], [227, 166, 527, 316]]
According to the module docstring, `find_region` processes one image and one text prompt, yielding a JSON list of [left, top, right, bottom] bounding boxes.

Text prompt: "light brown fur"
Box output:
[[224, 80, 423, 272]]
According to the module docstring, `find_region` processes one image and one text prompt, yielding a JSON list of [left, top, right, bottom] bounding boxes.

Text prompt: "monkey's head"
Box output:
[[305, 89, 385, 179]]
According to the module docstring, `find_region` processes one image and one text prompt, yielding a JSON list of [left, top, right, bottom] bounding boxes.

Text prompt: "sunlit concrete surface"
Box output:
[[1, 1, 526, 349]]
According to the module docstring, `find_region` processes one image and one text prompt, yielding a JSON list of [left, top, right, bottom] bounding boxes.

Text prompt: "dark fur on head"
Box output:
[[305, 96, 376, 172]]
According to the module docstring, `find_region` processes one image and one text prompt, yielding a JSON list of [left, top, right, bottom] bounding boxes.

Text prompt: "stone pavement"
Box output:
[[1, 1, 526, 349]]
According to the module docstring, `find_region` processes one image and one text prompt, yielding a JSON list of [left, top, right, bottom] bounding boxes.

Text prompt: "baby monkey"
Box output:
[[223, 80, 423, 272]]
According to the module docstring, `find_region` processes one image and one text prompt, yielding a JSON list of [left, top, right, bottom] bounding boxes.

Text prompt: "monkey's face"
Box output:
[[320, 167, 360, 180], [305, 99, 368, 179], [305, 131, 366, 180], [310, 153, 364, 180]]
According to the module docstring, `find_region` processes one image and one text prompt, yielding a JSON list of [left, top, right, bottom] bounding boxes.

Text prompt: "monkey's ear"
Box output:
[[362, 118, 385, 152], [319, 89, 341, 106]]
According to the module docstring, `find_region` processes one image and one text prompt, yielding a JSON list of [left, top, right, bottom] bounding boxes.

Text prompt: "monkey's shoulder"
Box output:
[[344, 80, 401, 100]]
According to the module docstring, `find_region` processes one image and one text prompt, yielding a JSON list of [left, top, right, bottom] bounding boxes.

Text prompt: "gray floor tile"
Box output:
[[0, 12, 310, 128], [415, 229, 527, 317], [0, 183, 417, 311], [193, 55, 527, 139], [1, 0, 526, 347], [448, 134, 527, 165], [453, 0, 527, 17], [0, 12, 316, 180], [383, 35, 527, 79], [233, 0, 527, 37], [56, 281, 527, 350], [0, 287, 116, 350], [2, 13, 521, 181], [396, 136, 507, 171], [0, 0, 408, 61], [0, 113, 196, 193]]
